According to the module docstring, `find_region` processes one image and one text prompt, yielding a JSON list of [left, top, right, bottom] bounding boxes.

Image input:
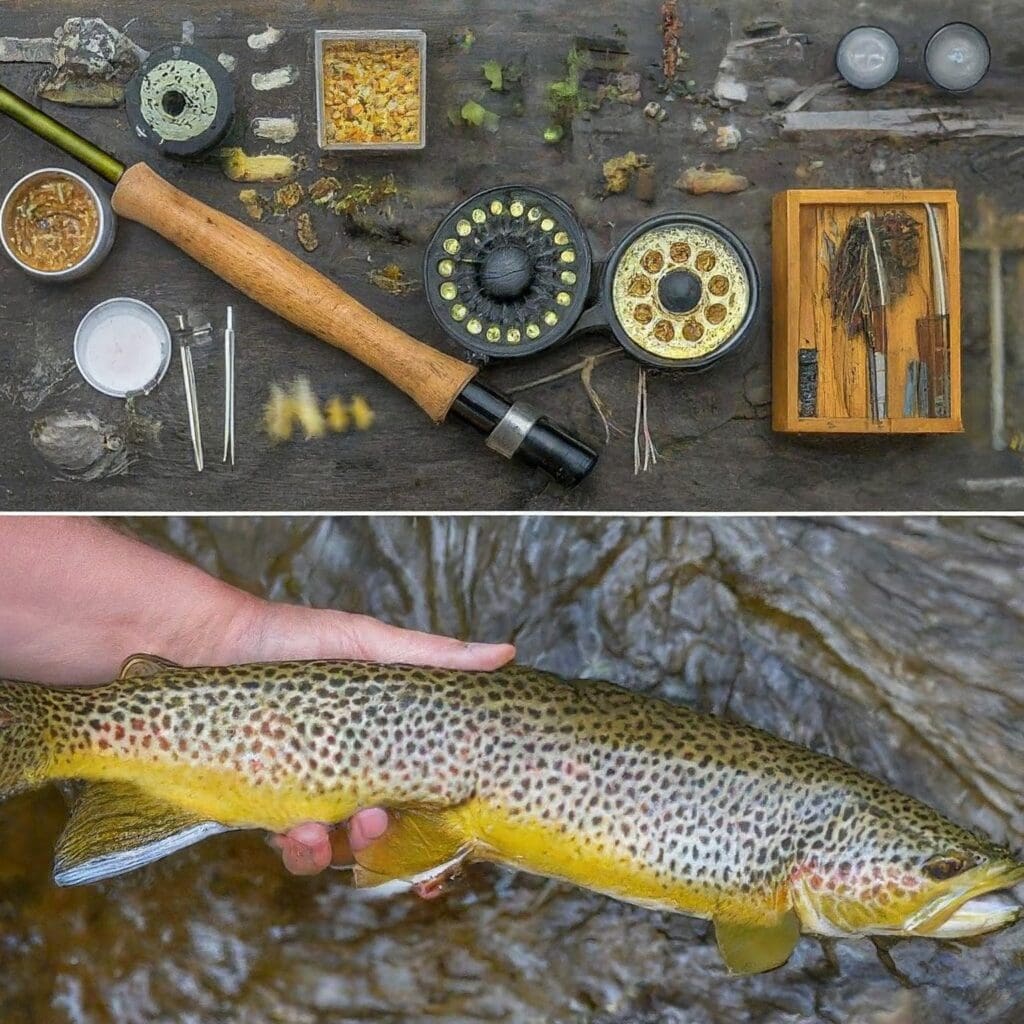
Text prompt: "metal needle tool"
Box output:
[[177, 314, 204, 472], [223, 306, 235, 465]]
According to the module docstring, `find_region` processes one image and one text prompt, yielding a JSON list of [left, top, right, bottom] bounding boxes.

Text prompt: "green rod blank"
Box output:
[[0, 85, 126, 184]]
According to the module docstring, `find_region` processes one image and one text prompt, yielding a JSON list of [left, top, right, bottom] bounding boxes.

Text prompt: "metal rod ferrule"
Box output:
[[0, 84, 125, 184]]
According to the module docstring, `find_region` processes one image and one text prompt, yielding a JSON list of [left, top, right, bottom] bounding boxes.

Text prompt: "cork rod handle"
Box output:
[[111, 163, 477, 422]]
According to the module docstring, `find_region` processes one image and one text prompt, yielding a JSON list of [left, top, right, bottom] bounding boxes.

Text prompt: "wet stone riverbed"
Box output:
[[1, 516, 1022, 1023]]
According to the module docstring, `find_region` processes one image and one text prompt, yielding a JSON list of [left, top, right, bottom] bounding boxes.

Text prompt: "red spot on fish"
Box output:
[[132, 718, 145, 731], [142, 735, 152, 749], [114, 725, 125, 741], [243, 724, 254, 738], [158, 736, 171, 751], [97, 739, 110, 750], [902, 875, 918, 889]]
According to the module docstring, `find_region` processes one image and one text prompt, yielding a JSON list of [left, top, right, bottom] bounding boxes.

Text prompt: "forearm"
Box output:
[[0, 517, 254, 685]]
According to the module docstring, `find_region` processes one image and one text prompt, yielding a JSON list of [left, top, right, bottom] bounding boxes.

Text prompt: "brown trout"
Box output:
[[0, 657, 1020, 974]]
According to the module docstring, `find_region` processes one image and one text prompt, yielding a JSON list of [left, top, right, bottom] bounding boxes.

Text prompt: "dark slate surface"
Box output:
[[1, 0, 1023, 511]]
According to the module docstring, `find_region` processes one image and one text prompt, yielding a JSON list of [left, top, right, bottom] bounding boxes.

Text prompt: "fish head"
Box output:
[[793, 796, 1024, 941]]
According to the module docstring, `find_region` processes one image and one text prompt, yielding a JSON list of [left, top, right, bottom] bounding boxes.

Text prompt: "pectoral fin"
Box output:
[[53, 780, 232, 886], [118, 653, 181, 680], [348, 806, 472, 894], [714, 911, 801, 975]]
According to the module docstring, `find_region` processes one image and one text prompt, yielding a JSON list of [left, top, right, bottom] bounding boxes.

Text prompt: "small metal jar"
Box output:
[[0, 167, 116, 282]]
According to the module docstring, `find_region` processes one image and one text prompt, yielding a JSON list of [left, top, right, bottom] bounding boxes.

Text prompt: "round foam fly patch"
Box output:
[[606, 214, 759, 371], [126, 45, 235, 157], [423, 185, 593, 359]]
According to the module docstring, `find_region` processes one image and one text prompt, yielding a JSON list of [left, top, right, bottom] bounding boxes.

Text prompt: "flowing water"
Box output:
[[1, 516, 1022, 1023]]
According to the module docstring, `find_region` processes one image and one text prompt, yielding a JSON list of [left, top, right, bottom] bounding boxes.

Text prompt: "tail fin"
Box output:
[[0, 679, 50, 801]]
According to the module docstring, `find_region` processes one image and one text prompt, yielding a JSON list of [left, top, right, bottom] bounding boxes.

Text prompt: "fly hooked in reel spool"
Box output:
[[425, 187, 759, 372], [125, 44, 235, 158]]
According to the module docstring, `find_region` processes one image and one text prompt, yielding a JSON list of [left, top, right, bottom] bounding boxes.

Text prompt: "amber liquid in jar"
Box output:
[[3, 173, 100, 272]]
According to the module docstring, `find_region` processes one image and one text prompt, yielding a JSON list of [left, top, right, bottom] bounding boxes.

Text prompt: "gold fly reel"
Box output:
[[611, 221, 752, 364]]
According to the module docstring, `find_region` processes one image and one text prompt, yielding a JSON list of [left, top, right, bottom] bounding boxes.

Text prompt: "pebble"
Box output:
[[764, 77, 802, 106], [713, 125, 742, 152]]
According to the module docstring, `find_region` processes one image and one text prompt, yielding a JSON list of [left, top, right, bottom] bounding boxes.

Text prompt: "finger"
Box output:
[[258, 605, 515, 671], [335, 613, 516, 671], [348, 807, 389, 851], [271, 824, 333, 875]]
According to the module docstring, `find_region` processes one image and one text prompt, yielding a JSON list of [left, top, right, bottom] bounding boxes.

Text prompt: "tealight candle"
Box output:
[[925, 22, 990, 93], [835, 26, 900, 90]]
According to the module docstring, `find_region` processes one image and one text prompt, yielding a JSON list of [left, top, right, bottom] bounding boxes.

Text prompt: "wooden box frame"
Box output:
[[772, 189, 962, 434]]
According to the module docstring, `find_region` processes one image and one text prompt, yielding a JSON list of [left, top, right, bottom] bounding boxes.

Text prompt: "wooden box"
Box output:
[[772, 189, 962, 433]]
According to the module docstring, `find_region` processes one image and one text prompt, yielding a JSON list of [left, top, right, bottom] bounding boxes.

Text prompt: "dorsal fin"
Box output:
[[118, 653, 182, 680], [53, 780, 233, 886]]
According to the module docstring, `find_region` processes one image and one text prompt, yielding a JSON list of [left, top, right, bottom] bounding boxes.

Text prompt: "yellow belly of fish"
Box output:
[[354, 796, 783, 927], [54, 751, 785, 928], [51, 750, 362, 832]]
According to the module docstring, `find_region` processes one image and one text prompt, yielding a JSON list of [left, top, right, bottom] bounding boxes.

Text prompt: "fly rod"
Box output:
[[0, 85, 597, 487]]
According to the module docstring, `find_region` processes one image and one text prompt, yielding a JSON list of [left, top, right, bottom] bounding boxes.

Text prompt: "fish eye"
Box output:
[[922, 854, 969, 881]]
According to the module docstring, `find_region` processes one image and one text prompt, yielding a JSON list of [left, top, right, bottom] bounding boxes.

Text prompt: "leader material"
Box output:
[[0, 84, 596, 487], [125, 44, 235, 158]]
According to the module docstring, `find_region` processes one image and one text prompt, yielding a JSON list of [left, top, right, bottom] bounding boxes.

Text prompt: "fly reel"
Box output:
[[603, 213, 758, 371], [425, 188, 758, 370], [423, 185, 592, 359]]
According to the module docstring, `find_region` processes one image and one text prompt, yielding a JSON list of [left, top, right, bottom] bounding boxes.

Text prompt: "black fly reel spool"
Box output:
[[425, 186, 759, 372], [125, 44, 235, 158], [424, 185, 592, 359]]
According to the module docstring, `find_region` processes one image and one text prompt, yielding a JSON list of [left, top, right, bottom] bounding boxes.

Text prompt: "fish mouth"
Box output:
[[906, 863, 1024, 939]]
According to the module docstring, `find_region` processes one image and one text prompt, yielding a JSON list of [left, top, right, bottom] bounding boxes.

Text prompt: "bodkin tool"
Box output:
[[223, 306, 236, 465], [176, 315, 210, 472]]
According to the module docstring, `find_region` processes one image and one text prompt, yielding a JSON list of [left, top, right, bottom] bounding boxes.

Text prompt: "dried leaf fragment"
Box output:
[[238, 189, 268, 221], [369, 263, 415, 295], [273, 182, 305, 213], [296, 212, 319, 252], [603, 152, 652, 195]]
